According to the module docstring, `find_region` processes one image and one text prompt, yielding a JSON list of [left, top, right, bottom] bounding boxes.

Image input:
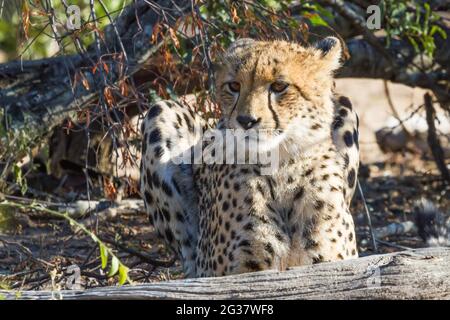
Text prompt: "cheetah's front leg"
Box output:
[[140, 100, 205, 277], [290, 195, 358, 265], [285, 95, 361, 265], [195, 164, 293, 276]]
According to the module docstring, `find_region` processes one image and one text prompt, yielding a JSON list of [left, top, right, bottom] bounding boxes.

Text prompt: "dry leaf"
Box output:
[[22, 2, 30, 39], [163, 48, 173, 65], [81, 73, 90, 91], [103, 87, 115, 107], [103, 177, 117, 200], [231, 6, 240, 24], [102, 62, 109, 74], [119, 80, 128, 97], [168, 27, 180, 48], [151, 23, 162, 44]]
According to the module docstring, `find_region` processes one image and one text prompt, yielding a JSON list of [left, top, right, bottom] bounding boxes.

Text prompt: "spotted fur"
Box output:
[[140, 37, 360, 277]]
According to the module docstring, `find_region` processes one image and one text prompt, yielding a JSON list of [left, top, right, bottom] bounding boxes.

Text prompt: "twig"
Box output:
[[357, 180, 378, 253], [81, 271, 108, 280], [0, 237, 54, 268], [424, 92, 450, 184], [374, 221, 418, 239], [81, 245, 99, 268], [0, 200, 131, 284], [101, 237, 176, 268], [27, 274, 51, 291], [375, 239, 413, 251], [1, 268, 42, 280], [319, 0, 393, 62], [0, 196, 145, 219], [383, 80, 412, 139]]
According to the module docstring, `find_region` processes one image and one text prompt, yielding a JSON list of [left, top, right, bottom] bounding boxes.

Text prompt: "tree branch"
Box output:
[[0, 0, 187, 160], [337, 37, 448, 88], [1, 0, 449, 168], [424, 92, 450, 183], [316, 0, 450, 105]]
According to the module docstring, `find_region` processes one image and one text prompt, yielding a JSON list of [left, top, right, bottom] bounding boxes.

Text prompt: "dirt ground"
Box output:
[[0, 79, 449, 291]]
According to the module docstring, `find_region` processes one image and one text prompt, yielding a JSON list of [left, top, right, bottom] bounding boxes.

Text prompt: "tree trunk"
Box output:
[[1, 247, 449, 300]]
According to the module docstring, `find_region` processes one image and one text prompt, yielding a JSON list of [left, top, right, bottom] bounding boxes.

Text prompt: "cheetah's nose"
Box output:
[[236, 115, 260, 130]]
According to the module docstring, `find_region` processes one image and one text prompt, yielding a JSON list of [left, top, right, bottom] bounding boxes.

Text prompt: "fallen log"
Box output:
[[1, 247, 449, 300]]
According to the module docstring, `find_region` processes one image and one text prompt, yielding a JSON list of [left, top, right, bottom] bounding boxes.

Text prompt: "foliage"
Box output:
[[0, 0, 445, 63], [0, 0, 131, 61], [0, 109, 36, 193], [147, 0, 339, 102], [381, 0, 447, 56]]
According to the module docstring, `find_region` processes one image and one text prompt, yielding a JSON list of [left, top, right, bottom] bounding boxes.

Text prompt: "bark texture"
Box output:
[[1, 247, 449, 300]]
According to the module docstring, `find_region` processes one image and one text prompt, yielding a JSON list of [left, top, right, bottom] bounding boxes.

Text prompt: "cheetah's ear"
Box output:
[[314, 36, 342, 72]]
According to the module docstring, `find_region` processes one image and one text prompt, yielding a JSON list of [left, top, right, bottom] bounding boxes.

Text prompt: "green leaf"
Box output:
[[261, 0, 281, 10], [307, 13, 329, 27], [118, 264, 129, 285], [423, 2, 430, 34], [421, 35, 436, 56], [407, 35, 419, 53], [12, 164, 27, 195], [13, 164, 21, 184], [408, 25, 423, 35], [100, 244, 108, 269], [415, 4, 421, 25], [430, 25, 447, 39], [314, 4, 334, 20], [108, 256, 119, 277]]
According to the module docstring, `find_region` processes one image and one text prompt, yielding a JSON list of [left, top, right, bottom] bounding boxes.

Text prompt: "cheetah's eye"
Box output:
[[270, 81, 289, 93], [227, 82, 241, 93]]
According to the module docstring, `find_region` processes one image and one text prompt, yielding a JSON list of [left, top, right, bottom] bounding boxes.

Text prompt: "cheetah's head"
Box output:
[[214, 37, 342, 153]]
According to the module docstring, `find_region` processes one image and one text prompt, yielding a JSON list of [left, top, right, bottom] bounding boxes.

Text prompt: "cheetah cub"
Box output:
[[140, 37, 360, 277]]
